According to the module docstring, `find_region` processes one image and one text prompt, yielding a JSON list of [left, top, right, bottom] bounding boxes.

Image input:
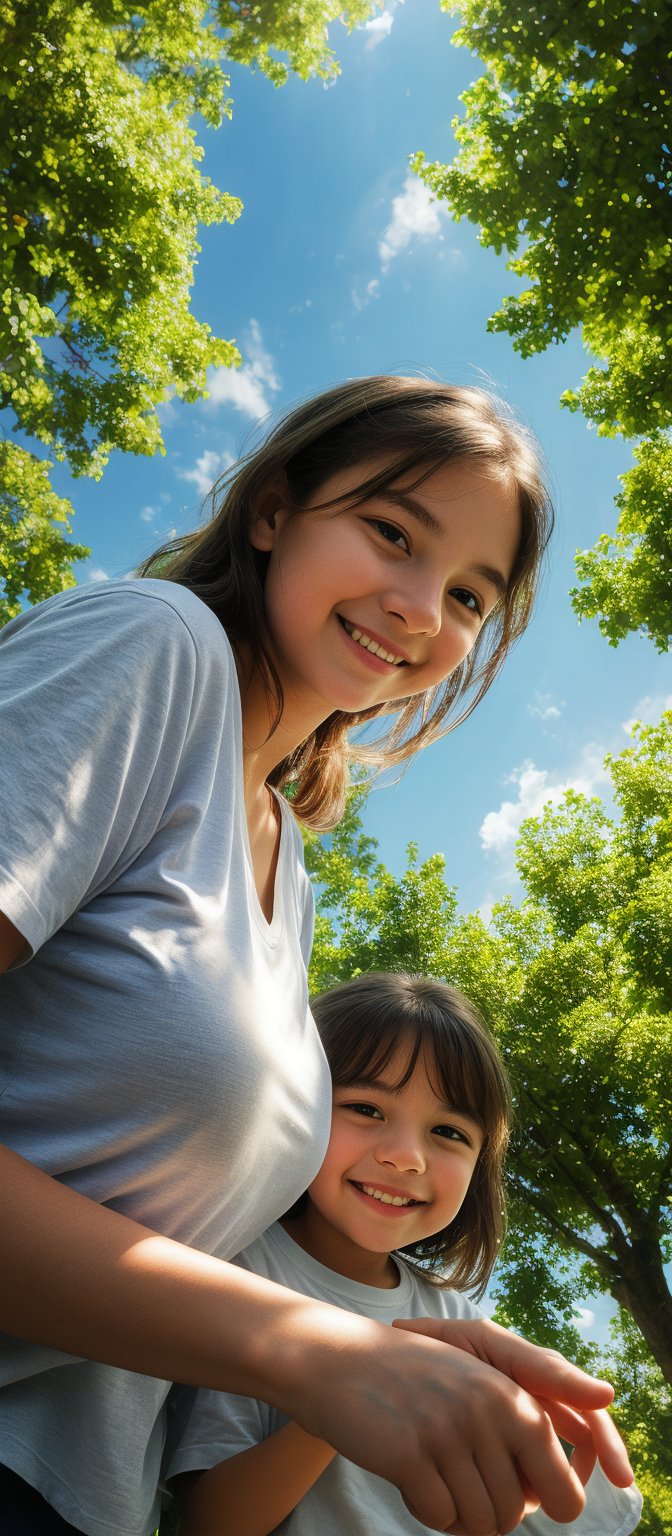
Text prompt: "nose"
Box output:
[[375, 1127, 427, 1176], [383, 570, 443, 637]]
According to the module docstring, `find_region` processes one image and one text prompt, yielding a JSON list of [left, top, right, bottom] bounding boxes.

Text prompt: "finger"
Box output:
[[569, 1442, 598, 1486], [498, 1331, 614, 1409], [473, 1441, 530, 1535], [516, 1420, 587, 1526], [399, 1466, 458, 1533], [537, 1398, 634, 1488], [442, 1455, 499, 1536], [576, 1407, 634, 1488], [392, 1317, 614, 1409]]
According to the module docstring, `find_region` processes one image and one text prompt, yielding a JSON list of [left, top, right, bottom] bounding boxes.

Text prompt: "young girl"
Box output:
[[167, 973, 641, 1536], [0, 377, 628, 1536]]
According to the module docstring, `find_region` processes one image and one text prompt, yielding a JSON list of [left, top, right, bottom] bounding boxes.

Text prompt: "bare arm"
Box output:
[[0, 910, 27, 969], [174, 1424, 336, 1536], [0, 1136, 632, 1536]]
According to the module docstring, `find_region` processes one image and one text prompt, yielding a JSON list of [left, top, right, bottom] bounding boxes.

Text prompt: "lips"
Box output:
[[339, 618, 408, 667], [351, 1181, 423, 1209]]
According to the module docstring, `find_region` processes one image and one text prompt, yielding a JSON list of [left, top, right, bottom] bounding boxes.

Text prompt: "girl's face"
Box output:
[[285, 1041, 484, 1288], [250, 457, 520, 742]]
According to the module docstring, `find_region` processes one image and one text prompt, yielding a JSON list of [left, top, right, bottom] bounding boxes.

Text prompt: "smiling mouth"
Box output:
[[352, 1182, 423, 1207], [339, 618, 408, 667]]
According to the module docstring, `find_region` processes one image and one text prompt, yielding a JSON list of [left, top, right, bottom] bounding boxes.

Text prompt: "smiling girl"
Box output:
[[0, 377, 629, 1536], [167, 973, 641, 1536]]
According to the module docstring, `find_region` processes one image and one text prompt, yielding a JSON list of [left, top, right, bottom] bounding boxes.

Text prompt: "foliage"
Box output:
[[308, 718, 672, 1389], [0, 0, 369, 620], [218, 0, 373, 85], [414, 0, 672, 648], [0, 440, 88, 624], [598, 1311, 672, 1535]]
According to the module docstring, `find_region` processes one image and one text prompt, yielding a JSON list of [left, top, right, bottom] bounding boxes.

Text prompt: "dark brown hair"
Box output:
[[305, 971, 511, 1298], [139, 376, 553, 831]]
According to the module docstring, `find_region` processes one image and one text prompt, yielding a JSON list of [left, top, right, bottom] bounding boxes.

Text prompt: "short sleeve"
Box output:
[[162, 1382, 281, 1484], [0, 581, 230, 958]]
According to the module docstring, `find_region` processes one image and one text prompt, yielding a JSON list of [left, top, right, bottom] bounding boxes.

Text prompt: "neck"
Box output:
[[280, 1208, 400, 1290], [236, 641, 334, 802]]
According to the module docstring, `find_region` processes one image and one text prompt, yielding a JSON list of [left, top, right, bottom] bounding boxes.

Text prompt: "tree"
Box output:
[[413, 0, 672, 650], [0, 0, 370, 623], [597, 1311, 672, 1536], [307, 716, 672, 1386]]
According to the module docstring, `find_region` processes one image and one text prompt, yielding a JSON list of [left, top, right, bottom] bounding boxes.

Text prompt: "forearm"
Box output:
[[1, 1144, 631, 1535], [175, 1423, 337, 1536], [0, 1143, 375, 1410]]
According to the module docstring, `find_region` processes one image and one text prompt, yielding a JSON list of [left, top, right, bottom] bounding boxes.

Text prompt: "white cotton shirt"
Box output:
[[0, 580, 332, 1536], [164, 1221, 642, 1536]]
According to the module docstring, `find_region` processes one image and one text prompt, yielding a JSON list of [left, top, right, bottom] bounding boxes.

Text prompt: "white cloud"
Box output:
[[527, 691, 565, 722], [179, 448, 233, 500], [379, 174, 446, 271], [206, 319, 281, 420], [622, 692, 672, 735], [140, 505, 157, 523], [85, 567, 109, 583], [363, 9, 394, 50], [573, 1307, 595, 1331], [480, 749, 609, 857], [352, 278, 381, 312]]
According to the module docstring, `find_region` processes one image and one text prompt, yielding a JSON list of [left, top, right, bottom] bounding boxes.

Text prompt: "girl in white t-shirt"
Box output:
[[169, 972, 640, 1536], [0, 378, 631, 1536]]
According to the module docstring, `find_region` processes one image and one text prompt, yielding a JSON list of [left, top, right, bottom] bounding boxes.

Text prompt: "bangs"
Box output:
[[314, 976, 510, 1154]]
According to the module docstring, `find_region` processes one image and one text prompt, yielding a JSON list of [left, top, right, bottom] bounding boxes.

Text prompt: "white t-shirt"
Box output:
[[165, 1221, 642, 1536], [0, 580, 332, 1536]]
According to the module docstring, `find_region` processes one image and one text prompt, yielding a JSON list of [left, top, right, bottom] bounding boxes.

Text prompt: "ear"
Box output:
[[249, 479, 289, 552]]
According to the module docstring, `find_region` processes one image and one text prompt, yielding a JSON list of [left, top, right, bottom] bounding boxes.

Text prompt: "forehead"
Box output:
[[310, 454, 521, 583], [352, 1037, 479, 1119]]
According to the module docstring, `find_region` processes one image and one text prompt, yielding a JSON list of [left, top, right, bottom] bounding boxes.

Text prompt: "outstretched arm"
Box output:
[[173, 1424, 336, 1536], [0, 908, 630, 1536], [0, 1136, 633, 1536]]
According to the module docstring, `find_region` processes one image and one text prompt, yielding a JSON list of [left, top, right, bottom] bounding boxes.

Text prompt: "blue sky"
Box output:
[[52, 0, 669, 1339]]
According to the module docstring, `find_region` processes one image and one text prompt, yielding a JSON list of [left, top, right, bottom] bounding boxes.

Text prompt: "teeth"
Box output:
[[343, 622, 404, 666], [361, 1185, 415, 1207]]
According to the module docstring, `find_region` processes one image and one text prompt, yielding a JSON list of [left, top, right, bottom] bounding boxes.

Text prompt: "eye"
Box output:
[[341, 1101, 383, 1120], [368, 518, 410, 553], [434, 1123, 472, 1145], [450, 587, 483, 618]]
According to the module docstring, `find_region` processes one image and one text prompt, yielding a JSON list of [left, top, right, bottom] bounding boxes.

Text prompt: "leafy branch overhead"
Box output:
[[0, 0, 370, 622], [414, 0, 672, 650]]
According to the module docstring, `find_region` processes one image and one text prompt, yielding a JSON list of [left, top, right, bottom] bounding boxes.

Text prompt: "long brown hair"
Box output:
[[305, 971, 511, 1298], [139, 376, 553, 830]]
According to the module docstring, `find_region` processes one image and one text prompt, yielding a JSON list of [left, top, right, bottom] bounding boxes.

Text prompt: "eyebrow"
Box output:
[[340, 1077, 483, 1126], [381, 489, 509, 599]]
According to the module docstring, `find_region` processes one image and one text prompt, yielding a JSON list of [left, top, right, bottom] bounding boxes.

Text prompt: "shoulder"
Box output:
[[398, 1261, 485, 1322], [3, 579, 237, 684]]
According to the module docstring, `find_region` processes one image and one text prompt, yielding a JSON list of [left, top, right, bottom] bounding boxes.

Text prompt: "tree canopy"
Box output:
[[307, 717, 672, 1387], [413, 0, 672, 650], [0, 0, 370, 623]]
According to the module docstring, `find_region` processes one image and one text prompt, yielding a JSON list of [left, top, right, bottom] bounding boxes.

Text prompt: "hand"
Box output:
[[393, 1316, 633, 1499], [281, 1303, 617, 1536]]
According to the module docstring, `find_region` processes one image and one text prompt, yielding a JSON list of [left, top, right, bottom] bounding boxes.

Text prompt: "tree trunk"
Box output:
[[609, 1243, 672, 1385]]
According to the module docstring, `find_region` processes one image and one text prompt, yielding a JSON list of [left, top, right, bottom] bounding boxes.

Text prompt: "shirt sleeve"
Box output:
[[162, 1382, 281, 1484], [0, 582, 230, 958]]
